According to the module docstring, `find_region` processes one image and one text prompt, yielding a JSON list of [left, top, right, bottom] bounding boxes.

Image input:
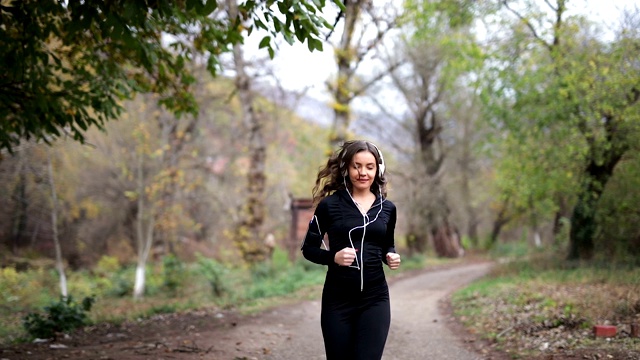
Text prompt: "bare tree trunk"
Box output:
[[227, 0, 267, 264], [47, 151, 67, 298], [404, 176, 427, 255], [133, 151, 154, 300], [424, 175, 463, 258], [551, 195, 571, 248], [432, 219, 464, 258], [568, 151, 623, 260], [156, 106, 199, 255], [328, 0, 398, 148], [459, 102, 479, 246], [386, 40, 464, 258], [415, 101, 461, 258], [527, 196, 541, 247], [10, 153, 27, 254], [489, 199, 511, 247], [329, 0, 364, 147]]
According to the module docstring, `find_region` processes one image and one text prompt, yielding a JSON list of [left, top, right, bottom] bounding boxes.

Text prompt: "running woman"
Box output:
[[301, 140, 401, 360]]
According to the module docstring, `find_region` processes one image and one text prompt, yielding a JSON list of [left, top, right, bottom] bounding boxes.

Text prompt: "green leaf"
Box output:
[[273, 18, 282, 33], [0, 0, 336, 153], [307, 38, 322, 51], [277, 1, 288, 14], [202, 0, 218, 15], [259, 36, 271, 49], [255, 19, 266, 30], [283, 31, 294, 45]]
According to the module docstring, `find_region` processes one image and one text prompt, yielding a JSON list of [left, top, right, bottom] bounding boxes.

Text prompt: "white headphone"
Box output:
[[369, 142, 385, 177]]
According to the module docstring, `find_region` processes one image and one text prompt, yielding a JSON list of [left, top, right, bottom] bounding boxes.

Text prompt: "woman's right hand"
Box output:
[[334, 247, 357, 266]]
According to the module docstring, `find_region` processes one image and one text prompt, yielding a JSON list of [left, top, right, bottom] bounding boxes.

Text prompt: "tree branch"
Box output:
[[501, 0, 553, 52]]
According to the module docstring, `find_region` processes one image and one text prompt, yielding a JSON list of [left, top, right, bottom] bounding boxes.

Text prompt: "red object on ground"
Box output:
[[593, 325, 617, 338]]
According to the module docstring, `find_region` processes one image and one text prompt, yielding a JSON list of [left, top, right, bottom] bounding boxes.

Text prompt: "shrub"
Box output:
[[23, 295, 95, 340], [95, 256, 120, 274], [246, 261, 325, 300], [0, 267, 24, 305], [106, 267, 134, 297], [250, 261, 275, 280], [162, 254, 185, 296], [0, 267, 53, 309], [196, 255, 228, 297]]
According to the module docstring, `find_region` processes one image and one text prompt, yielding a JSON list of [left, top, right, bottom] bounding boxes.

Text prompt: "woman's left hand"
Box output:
[[386, 252, 401, 270]]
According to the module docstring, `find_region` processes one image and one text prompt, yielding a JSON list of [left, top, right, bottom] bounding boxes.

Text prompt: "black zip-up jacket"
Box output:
[[301, 189, 397, 290]]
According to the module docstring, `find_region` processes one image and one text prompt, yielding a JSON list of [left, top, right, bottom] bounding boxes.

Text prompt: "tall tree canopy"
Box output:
[[482, 1, 640, 259], [0, 0, 334, 153]]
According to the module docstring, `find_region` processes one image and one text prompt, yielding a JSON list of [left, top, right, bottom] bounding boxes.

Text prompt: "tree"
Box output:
[[131, 121, 155, 300], [226, 0, 269, 264], [0, 0, 334, 154], [326, 0, 400, 148], [0, 66, 334, 274], [121, 94, 214, 298], [482, 1, 640, 259], [47, 150, 68, 298], [387, 39, 455, 256], [0, 139, 83, 275], [2, 150, 28, 254], [381, 0, 482, 257]]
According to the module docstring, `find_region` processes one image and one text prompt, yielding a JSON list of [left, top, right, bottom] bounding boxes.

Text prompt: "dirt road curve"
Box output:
[[1, 262, 494, 360], [384, 262, 492, 360], [263, 262, 493, 360]]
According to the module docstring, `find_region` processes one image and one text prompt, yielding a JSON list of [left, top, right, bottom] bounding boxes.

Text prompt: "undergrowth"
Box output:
[[0, 248, 430, 345], [22, 296, 95, 340], [452, 250, 640, 357]]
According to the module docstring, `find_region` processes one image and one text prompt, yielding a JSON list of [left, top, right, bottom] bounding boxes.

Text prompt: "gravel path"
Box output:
[[262, 262, 493, 360], [383, 262, 492, 360]]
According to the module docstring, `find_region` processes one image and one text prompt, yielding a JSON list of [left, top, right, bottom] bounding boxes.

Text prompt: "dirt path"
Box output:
[[384, 262, 492, 360], [262, 262, 494, 360], [1, 262, 496, 360]]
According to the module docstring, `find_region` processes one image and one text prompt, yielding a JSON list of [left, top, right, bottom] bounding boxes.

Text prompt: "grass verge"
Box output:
[[452, 254, 640, 358]]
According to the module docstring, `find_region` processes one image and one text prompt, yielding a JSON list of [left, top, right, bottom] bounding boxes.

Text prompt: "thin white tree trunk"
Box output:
[[133, 151, 154, 300], [48, 152, 68, 298], [534, 231, 542, 247], [133, 260, 146, 299]]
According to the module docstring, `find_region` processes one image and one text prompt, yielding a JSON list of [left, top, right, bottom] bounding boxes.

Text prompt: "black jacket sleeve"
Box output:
[[382, 202, 397, 264], [300, 200, 335, 265]]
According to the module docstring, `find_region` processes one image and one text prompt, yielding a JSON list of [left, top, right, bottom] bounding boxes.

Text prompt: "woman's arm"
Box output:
[[383, 203, 400, 269], [300, 201, 335, 265]]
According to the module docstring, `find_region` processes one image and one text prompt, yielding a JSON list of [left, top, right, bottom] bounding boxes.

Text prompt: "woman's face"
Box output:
[[348, 150, 377, 193]]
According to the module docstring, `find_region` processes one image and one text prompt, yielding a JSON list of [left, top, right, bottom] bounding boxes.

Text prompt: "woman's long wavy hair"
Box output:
[[312, 140, 388, 206]]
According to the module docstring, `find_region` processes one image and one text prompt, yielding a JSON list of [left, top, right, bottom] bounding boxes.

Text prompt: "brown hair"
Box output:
[[311, 140, 388, 206]]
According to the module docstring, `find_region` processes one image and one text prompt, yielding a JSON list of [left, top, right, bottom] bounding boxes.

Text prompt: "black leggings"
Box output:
[[321, 281, 391, 360]]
